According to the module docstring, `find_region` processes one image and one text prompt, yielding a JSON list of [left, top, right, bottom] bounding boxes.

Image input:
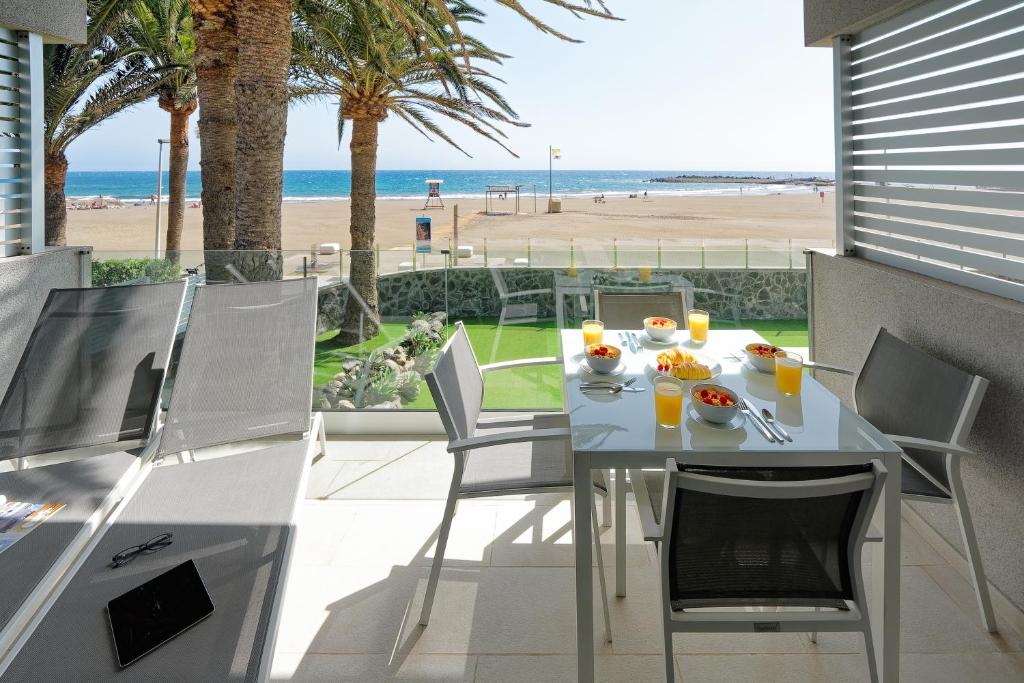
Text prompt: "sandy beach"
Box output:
[[67, 191, 835, 255]]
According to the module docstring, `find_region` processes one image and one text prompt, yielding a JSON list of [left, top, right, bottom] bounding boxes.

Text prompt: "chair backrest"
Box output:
[[594, 291, 689, 330], [661, 462, 882, 611], [0, 281, 186, 461], [158, 278, 318, 455], [855, 327, 985, 493], [424, 322, 483, 442]]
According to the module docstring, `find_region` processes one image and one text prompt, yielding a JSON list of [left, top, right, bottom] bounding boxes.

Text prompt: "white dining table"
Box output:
[[560, 328, 903, 682]]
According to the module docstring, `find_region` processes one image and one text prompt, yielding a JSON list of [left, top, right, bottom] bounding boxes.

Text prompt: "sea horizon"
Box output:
[[65, 169, 836, 203]]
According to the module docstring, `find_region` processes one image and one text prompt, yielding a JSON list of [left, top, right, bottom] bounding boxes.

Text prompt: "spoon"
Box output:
[[761, 408, 793, 442]]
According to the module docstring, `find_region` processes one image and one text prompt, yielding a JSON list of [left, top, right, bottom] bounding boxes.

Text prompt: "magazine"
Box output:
[[0, 500, 65, 554]]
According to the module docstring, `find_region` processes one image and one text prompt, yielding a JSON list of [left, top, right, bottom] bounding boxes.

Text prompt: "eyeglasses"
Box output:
[[110, 532, 174, 569]]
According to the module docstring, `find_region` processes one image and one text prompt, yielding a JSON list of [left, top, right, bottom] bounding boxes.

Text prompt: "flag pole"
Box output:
[[548, 144, 552, 212]]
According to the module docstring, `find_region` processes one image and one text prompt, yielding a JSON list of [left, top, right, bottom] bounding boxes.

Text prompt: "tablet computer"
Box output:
[[107, 559, 215, 668]]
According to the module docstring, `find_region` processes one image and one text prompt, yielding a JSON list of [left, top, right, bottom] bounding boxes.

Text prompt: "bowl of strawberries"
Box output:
[[644, 316, 678, 342], [745, 342, 782, 374], [584, 343, 622, 374], [690, 383, 739, 424]]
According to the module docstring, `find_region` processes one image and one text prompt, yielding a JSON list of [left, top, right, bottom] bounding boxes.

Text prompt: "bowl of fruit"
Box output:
[[690, 384, 739, 424], [584, 343, 622, 374], [644, 316, 678, 342], [745, 342, 782, 373]]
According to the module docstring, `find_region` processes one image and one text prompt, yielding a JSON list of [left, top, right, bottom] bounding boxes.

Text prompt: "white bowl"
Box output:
[[585, 343, 622, 374], [744, 343, 781, 373], [644, 316, 678, 342], [690, 383, 740, 424]]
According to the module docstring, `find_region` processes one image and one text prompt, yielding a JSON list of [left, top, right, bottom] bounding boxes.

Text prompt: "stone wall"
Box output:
[[319, 267, 806, 333]]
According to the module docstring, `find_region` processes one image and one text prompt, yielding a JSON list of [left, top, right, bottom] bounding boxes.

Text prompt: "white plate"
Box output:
[[687, 405, 745, 431], [580, 359, 627, 377], [646, 349, 722, 380], [641, 331, 680, 346]]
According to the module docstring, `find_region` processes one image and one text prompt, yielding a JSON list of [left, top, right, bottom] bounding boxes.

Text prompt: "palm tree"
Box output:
[[120, 0, 197, 259], [292, 0, 530, 344], [43, 2, 160, 246], [187, 0, 238, 252]]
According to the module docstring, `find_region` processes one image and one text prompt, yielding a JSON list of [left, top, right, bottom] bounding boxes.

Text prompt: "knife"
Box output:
[[739, 399, 778, 443], [629, 331, 642, 352]]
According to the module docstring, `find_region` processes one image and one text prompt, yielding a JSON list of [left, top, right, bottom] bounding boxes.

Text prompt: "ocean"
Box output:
[[64, 169, 835, 203]]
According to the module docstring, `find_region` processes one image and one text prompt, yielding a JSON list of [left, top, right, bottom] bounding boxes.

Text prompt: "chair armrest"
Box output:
[[480, 357, 561, 372], [628, 469, 663, 542], [804, 360, 857, 376], [885, 435, 974, 458], [448, 427, 570, 453], [504, 288, 554, 298]]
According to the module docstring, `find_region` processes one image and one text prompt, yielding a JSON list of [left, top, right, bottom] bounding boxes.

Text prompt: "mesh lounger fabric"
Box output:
[[594, 292, 689, 330], [0, 282, 185, 461], [4, 442, 308, 682], [158, 279, 318, 455], [667, 465, 871, 611], [0, 452, 139, 634], [855, 328, 974, 495]]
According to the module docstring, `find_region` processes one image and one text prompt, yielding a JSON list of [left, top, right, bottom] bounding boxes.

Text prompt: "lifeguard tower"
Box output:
[[423, 179, 445, 209]]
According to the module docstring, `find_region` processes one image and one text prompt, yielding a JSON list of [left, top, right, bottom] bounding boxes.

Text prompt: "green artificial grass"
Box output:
[[315, 318, 808, 411]]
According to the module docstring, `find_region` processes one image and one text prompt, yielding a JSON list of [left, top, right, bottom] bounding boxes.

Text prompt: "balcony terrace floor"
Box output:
[[271, 435, 1024, 682]]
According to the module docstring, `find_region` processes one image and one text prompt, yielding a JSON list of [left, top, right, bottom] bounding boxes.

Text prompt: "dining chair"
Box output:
[[419, 322, 613, 642], [653, 459, 886, 683], [813, 327, 996, 633], [593, 290, 690, 330]]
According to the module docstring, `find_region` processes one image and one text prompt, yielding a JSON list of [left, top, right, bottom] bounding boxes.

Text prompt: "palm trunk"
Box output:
[[165, 103, 195, 262], [233, 0, 290, 264], [336, 117, 380, 346], [189, 0, 238, 282], [44, 152, 68, 246]]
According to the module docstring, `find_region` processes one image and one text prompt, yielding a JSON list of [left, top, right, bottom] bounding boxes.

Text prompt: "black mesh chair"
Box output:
[[815, 327, 995, 633], [656, 459, 886, 683]]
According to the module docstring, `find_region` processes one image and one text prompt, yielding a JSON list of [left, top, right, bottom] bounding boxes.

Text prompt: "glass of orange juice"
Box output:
[[774, 350, 804, 395], [638, 267, 652, 284], [688, 309, 709, 343], [654, 377, 684, 428], [582, 320, 604, 346]]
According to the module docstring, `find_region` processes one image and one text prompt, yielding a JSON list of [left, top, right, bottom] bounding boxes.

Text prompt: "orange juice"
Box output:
[[638, 267, 652, 283], [582, 320, 604, 346], [774, 351, 803, 395], [654, 378, 684, 428], [688, 309, 709, 343]]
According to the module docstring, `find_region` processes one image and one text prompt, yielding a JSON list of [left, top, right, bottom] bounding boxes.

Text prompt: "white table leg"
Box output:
[[615, 468, 627, 597], [574, 455, 595, 683], [872, 453, 902, 682]]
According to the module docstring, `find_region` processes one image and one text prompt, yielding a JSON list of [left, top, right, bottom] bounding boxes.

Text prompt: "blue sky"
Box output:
[[68, 0, 835, 172]]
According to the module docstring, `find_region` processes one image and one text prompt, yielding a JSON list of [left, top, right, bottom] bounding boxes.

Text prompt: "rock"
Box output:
[[410, 319, 431, 334], [385, 359, 402, 374], [327, 379, 343, 391], [341, 358, 363, 372], [335, 399, 355, 410]]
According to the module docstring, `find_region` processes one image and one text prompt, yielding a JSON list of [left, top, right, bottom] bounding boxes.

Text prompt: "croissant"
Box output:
[[671, 362, 712, 381]]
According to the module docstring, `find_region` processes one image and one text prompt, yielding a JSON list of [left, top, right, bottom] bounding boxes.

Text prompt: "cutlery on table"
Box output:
[[629, 331, 643, 351], [761, 408, 792, 442], [580, 378, 637, 389], [739, 399, 778, 443]]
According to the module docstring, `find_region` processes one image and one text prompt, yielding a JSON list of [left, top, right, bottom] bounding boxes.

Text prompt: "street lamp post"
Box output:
[[154, 138, 170, 258]]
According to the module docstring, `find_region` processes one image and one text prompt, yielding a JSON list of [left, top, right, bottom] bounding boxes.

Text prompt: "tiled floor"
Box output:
[[270, 436, 1024, 682]]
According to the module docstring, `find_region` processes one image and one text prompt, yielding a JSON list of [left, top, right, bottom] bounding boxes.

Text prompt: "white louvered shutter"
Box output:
[[0, 28, 42, 257]]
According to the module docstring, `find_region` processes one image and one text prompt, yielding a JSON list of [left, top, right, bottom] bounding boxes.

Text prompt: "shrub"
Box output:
[[92, 258, 181, 287]]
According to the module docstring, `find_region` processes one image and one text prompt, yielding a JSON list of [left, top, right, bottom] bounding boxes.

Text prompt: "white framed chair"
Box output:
[[594, 290, 691, 330], [654, 459, 887, 683], [811, 326, 996, 633], [418, 322, 613, 642]]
